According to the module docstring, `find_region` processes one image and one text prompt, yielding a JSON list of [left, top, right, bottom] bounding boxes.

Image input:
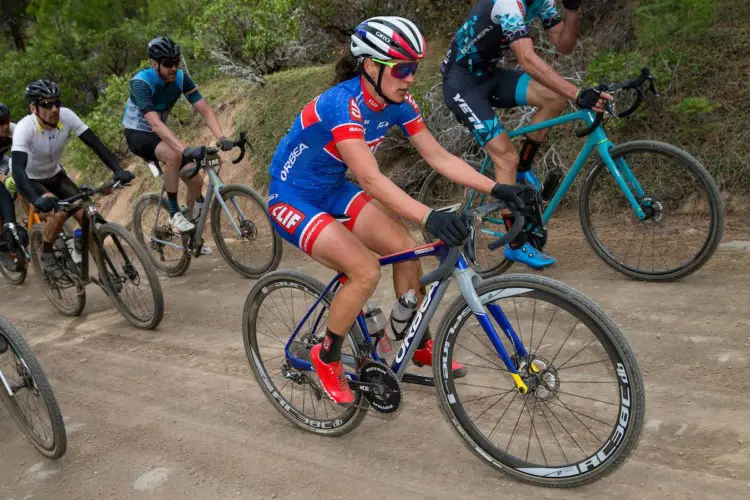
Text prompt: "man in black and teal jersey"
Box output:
[[122, 36, 233, 239], [442, 0, 612, 269]]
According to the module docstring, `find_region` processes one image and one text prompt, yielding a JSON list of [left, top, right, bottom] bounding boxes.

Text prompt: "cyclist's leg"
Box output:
[[268, 181, 379, 403], [443, 66, 518, 185], [151, 137, 195, 232], [492, 69, 567, 171], [0, 182, 20, 249], [38, 171, 80, 244]]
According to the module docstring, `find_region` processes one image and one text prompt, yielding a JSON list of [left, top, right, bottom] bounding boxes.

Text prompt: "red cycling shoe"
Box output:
[[310, 343, 355, 405], [412, 339, 468, 378]]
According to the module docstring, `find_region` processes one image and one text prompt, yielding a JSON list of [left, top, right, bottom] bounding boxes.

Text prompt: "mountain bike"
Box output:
[[29, 180, 164, 330], [418, 68, 723, 281], [242, 202, 645, 487], [0, 189, 74, 286], [0, 312, 66, 459], [132, 132, 282, 279]]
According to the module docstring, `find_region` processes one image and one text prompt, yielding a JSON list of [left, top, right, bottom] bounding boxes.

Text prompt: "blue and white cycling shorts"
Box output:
[[268, 179, 372, 255]]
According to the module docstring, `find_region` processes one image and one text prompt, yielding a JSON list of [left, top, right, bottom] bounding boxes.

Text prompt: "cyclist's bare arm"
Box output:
[[145, 112, 186, 152], [189, 93, 225, 140], [510, 38, 579, 100], [337, 139, 429, 224], [408, 129, 496, 193], [546, 11, 580, 54]]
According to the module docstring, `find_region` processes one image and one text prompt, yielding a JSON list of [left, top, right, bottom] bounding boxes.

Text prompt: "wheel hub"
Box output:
[[641, 196, 664, 223], [239, 219, 257, 240], [516, 355, 560, 402]]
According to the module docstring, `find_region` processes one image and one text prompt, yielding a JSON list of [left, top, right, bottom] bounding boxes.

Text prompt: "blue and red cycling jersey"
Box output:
[[269, 75, 426, 192], [267, 75, 427, 255]]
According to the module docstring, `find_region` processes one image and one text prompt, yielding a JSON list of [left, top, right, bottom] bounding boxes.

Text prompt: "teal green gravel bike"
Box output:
[[418, 68, 724, 281]]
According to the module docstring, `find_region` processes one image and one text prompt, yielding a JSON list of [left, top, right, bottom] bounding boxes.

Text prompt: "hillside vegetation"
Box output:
[[1, 0, 746, 209]]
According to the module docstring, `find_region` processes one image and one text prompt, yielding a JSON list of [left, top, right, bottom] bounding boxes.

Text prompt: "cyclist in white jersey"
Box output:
[[11, 80, 134, 277]]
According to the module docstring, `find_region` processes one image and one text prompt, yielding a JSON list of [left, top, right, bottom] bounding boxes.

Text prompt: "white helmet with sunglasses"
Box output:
[[350, 16, 426, 103]]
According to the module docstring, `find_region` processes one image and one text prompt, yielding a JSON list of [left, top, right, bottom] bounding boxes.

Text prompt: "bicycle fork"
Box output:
[[454, 256, 535, 394]]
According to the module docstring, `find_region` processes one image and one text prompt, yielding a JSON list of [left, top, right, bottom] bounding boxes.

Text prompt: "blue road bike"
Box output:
[[418, 68, 723, 281], [243, 201, 645, 488]]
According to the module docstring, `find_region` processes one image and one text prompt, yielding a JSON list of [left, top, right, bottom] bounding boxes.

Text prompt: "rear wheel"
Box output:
[[243, 270, 368, 436], [132, 193, 191, 277], [29, 224, 86, 316], [0, 314, 67, 459], [95, 223, 164, 330], [211, 184, 282, 278]]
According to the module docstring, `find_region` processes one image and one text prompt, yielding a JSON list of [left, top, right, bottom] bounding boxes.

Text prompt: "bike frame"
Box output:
[[282, 242, 532, 393], [467, 110, 648, 236], [149, 163, 249, 254]]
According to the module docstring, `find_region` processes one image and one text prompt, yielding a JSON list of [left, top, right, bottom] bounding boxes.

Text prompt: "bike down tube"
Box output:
[[541, 133, 599, 222], [453, 255, 529, 393], [594, 132, 647, 220]]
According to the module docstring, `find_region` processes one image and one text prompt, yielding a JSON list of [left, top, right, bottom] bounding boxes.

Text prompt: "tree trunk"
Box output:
[[1, 0, 27, 51]]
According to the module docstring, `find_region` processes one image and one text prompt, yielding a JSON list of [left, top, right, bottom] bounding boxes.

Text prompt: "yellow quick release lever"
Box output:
[[511, 373, 528, 394]]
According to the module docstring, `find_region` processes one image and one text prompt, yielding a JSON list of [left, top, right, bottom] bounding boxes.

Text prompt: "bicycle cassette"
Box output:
[[357, 361, 402, 415]]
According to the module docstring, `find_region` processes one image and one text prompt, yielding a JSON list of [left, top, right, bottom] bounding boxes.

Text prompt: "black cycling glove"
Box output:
[[114, 169, 135, 185], [491, 184, 527, 212], [424, 210, 470, 246], [576, 88, 602, 110], [34, 196, 58, 213], [217, 137, 234, 151], [183, 146, 207, 162]]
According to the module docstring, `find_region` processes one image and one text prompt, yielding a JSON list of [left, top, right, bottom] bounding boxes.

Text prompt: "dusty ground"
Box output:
[[1, 213, 749, 500]]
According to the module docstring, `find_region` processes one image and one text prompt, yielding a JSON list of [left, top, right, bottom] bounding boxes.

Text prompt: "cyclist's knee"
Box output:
[[487, 144, 519, 173], [349, 257, 381, 293]]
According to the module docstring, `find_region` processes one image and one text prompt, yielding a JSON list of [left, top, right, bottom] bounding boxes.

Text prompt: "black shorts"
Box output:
[[442, 65, 532, 146], [28, 170, 80, 201], [125, 129, 161, 163]]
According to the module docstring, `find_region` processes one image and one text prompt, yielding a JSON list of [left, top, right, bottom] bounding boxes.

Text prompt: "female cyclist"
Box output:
[[267, 16, 527, 404]]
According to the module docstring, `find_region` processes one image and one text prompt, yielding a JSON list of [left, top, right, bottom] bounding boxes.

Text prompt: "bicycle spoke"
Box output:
[[555, 337, 598, 370], [457, 337, 508, 372], [556, 358, 610, 371], [553, 394, 604, 443], [471, 390, 515, 422], [549, 320, 580, 366], [546, 400, 612, 427], [533, 308, 558, 354], [542, 401, 586, 458], [488, 391, 518, 440], [556, 390, 618, 407], [506, 394, 529, 451], [539, 402, 568, 463]]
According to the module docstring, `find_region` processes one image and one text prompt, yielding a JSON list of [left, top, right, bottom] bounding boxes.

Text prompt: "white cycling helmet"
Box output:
[[351, 16, 426, 61]]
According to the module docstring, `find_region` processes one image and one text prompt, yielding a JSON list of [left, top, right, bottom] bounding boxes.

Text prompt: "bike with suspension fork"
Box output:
[[418, 68, 723, 281], [242, 201, 645, 488], [0, 312, 66, 459], [29, 180, 164, 329], [132, 132, 282, 279]]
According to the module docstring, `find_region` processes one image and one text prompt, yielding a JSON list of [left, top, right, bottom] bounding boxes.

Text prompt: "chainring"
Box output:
[[358, 361, 402, 417]]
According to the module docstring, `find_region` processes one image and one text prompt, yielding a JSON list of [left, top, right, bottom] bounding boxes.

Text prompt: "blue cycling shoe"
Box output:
[[504, 243, 556, 270]]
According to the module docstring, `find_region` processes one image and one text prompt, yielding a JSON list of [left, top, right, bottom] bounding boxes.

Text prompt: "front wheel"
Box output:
[[29, 224, 86, 316], [580, 140, 724, 281], [211, 184, 282, 279], [432, 274, 644, 487], [94, 223, 164, 330], [0, 314, 67, 458]]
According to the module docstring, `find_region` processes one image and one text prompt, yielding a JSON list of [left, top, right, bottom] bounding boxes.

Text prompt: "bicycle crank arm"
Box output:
[[348, 380, 385, 396]]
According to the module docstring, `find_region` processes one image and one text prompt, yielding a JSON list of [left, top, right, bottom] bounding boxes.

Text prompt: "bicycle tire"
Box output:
[[417, 160, 514, 278], [243, 270, 368, 436], [132, 192, 191, 277], [28, 224, 86, 316], [94, 223, 164, 330], [210, 184, 282, 279], [0, 257, 27, 285], [0, 314, 67, 459], [432, 274, 645, 487], [579, 140, 724, 281]]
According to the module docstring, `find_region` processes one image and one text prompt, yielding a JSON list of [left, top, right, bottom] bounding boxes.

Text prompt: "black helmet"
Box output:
[[148, 36, 181, 61], [24, 79, 61, 103], [0, 103, 8, 119]]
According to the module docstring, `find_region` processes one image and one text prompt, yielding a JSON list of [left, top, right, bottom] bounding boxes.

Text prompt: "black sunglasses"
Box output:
[[37, 99, 62, 110], [0, 118, 9, 125], [160, 58, 180, 68]]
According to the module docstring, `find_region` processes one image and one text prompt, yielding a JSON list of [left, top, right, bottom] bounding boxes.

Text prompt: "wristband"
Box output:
[[420, 208, 433, 229]]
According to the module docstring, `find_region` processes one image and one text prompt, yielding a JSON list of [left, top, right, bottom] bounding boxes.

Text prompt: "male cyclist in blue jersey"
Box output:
[[442, 0, 612, 269], [267, 16, 529, 404], [123, 36, 233, 246]]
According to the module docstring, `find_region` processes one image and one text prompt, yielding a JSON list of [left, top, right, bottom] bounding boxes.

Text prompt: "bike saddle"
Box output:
[[329, 214, 351, 223]]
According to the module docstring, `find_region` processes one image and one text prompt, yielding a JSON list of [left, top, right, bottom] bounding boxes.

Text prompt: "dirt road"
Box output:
[[1, 220, 749, 500]]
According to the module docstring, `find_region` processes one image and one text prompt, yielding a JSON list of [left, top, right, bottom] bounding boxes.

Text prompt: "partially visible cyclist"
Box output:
[[122, 36, 232, 249], [267, 16, 529, 404], [11, 79, 134, 277], [0, 102, 27, 263], [441, 0, 612, 269]]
